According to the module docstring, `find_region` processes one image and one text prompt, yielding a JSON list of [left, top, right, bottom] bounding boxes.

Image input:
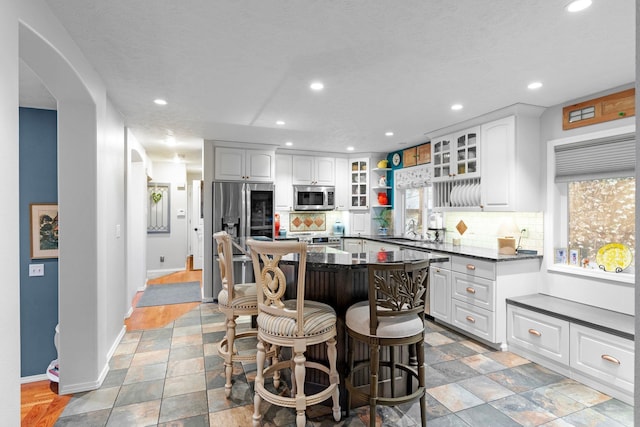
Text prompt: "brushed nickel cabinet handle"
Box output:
[[466, 316, 476, 323], [466, 264, 476, 270], [466, 287, 476, 294], [528, 329, 542, 337], [601, 354, 621, 365]]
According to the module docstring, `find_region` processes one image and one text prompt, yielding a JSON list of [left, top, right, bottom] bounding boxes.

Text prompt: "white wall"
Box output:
[[126, 130, 151, 311], [147, 162, 189, 276], [2, 4, 130, 421], [539, 85, 636, 315]]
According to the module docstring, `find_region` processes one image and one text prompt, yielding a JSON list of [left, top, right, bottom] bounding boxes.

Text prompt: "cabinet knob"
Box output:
[[466, 264, 476, 270], [465, 315, 476, 323], [528, 328, 542, 337], [601, 354, 621, 365], [465, 287, 476, 294]]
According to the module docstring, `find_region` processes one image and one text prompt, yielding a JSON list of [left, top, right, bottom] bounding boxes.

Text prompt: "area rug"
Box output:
[[136, 281, 202, 307]]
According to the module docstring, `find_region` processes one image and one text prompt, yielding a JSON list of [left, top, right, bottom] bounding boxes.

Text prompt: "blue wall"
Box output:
[[19, 107, 58, 377]]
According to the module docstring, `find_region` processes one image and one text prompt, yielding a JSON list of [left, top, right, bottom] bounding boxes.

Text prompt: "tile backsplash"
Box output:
[[444, 211, 544, 254]]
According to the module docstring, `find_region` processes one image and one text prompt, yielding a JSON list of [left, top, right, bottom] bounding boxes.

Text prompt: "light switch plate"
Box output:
[[29, 264, 44, 277]]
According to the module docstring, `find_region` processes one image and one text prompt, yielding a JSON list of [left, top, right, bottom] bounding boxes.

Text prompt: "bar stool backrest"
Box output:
[[214, 231, 236, 300]]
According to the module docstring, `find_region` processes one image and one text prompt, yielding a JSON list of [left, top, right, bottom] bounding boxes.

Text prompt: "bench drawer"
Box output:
[[570, 323, 634, 394], [507, 305, 569, 365]]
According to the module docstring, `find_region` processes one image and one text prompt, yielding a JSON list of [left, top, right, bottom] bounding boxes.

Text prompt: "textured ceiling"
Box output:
[[22, 1, 636, 173]]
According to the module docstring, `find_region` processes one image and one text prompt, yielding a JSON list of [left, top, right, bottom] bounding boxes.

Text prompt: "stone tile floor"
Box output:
[[55, 303, 633, 426]]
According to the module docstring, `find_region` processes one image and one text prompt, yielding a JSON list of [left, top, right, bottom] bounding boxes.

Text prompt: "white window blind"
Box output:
[[554, 132, 635, 182]]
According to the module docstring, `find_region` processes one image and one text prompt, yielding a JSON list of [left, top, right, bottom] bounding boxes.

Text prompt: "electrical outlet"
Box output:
[[160, 256, 165, 262], [29, 264, 45, 277]]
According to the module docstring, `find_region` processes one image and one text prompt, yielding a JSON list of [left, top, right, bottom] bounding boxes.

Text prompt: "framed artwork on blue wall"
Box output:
[[30, 203, 59, 259]]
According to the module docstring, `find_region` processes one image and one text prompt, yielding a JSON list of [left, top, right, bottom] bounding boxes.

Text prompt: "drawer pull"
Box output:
[[528, 328, 542, 337], [601, 354, 621, 365], [465, 315, 476, 323], [466, 264, 476, 271], [465, 287, 476, 294]]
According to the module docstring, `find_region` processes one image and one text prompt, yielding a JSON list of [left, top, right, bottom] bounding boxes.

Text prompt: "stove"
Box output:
[[297, 235, 342, 248]]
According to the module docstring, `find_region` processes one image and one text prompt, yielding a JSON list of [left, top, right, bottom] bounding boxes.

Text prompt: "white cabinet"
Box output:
[[349, 211, 370, 235], [292, 155, 335, 185], [275, 154, 293, 210], [334, 158, 349, 210], [342, 238, 364, 253], [214, 147, 275, 182], [480, 112, 543, 211], [432, 127, 479, 182], [349, 158, 369, 209], [429, 257, 452, 322], [432, 254, 539, 350], [570, 324, 634, 398]]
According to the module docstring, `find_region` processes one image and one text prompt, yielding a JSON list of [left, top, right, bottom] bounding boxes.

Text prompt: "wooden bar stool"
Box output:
[[214, 231, 276, 398], [247, 239, 340, 427], [345, 259, 430, 427]]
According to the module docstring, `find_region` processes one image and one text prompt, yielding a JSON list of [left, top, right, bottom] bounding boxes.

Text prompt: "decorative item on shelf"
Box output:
[[377, 159, 389, 168], [496, 218, 520, 255], [378, 176, 387, 186], [377, 192, 388, 205], [274, 213, 280, 237], [596, 243, 633, 273], [333, 220, 344, 236], [374, 208, 392, 236]]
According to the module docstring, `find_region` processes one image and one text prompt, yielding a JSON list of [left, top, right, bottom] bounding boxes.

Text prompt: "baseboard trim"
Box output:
[[21, 373, 49, 384], [147, 268, 183, 279]]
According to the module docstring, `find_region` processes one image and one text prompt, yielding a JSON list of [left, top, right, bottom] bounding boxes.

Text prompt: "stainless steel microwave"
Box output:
[[293, 185, 335, 210]]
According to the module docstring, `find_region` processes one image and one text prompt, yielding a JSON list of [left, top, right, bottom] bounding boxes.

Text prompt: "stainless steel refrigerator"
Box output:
[[212, 181, 275, 299]]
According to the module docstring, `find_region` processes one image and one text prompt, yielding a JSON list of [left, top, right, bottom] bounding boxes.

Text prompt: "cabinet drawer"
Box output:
[[507, 306, 569, 365], [451, 255, 495, 280], [570, 324, 634, 393], [451, 299, 495, 343], [452, 273, 494, 311]]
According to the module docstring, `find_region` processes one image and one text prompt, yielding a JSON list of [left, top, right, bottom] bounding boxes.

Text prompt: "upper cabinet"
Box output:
[[403, 143, 432, 168], [480, 114, 542, 212], [275, 154, 293, 210], [334, 158, 349, 210], [349, 158, 369, 209], [292, 155, 335, 185], [214, 147, 275, 182], [432, 127, 479, 182]]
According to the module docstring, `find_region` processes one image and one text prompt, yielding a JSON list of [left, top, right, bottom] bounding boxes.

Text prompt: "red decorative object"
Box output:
[[377, 192, 388, 205], [377, 251, 388, 262], [274, 213, 280, 236]]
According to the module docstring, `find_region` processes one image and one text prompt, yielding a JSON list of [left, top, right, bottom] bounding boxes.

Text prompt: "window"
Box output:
[[567, 177, 635, 268], [549, 125, 635, 279]]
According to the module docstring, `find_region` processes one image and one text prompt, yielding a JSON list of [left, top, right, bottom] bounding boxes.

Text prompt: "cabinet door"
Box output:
[[315, 157, 335, 185], [350, 211, 370, 235], [429, 266, 451, 322], [334, 158, 349, 210], [215, 147, 246, 180], [417, 143, 431, 165], [431, 135, 452, 181], [246, 150, 275, 182], [342, 238, 363, 253], [292, 156, 315, 184], [453, 128, 479, 179], [349, 159, 369, 209], [275, 154, 293, 210], [481, 116, 515, 210]]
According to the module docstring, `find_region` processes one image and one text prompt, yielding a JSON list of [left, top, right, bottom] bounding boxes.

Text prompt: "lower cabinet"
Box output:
[[430, 255, 539, 350], [507, 304, 634, 405]]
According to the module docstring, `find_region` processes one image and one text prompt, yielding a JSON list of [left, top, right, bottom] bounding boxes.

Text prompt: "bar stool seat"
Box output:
[[346, 301, 424, 338]]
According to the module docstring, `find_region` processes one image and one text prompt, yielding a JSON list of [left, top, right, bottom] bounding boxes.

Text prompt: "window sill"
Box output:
[[547, 264, 635, 285]]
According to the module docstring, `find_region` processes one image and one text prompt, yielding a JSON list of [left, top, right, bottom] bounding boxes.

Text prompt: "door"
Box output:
[[191, 180, 204, 270]]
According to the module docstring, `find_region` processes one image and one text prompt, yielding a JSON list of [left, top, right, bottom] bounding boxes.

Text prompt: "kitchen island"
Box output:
[[248, 243, 448, 406]]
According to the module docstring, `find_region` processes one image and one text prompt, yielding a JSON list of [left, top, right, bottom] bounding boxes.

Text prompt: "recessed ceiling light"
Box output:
[[154, 99, 167, 105], [276, 120, 286, 126], [310, 82, 324, 91], [385, 131, 394, 137], [566, 0, 592, 12], [346, 146, 354, 151], [451, 104, 463, 111], [285, 141, 293, 146], [528, 81, 543, 90]]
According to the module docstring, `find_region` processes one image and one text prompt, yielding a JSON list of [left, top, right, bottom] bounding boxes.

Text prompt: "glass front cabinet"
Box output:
[[349, 158, 369, 209], [432, 127, 480, 182]]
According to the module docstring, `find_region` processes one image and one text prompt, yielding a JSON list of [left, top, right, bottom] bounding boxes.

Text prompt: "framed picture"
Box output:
[[569, 249, 580, 266], [30, 203, 59, 259], [554, 248, 567, 264]]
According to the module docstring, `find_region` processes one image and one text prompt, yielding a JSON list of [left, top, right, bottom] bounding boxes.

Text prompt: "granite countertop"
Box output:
[[280, 246, 450, 267], [346, 235, 543, 262]]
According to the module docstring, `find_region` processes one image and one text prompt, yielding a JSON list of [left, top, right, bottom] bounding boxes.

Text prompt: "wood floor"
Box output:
[[20, 269, 203, 427]]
